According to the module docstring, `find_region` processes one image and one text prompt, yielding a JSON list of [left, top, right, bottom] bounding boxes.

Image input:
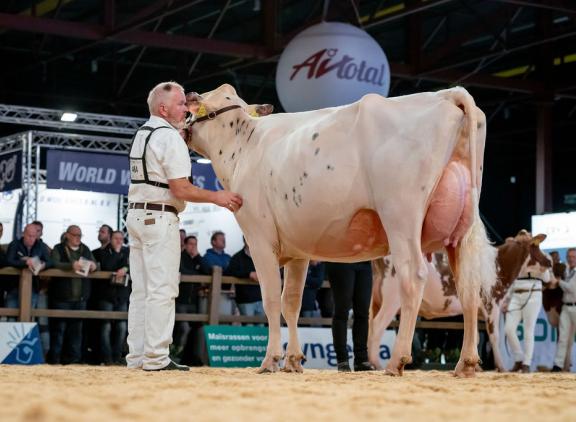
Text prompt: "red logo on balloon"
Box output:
[[290, 48, 387, 86]]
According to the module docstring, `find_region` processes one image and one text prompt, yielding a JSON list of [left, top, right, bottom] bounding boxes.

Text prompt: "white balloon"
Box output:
[[276, 22, 390, 112]]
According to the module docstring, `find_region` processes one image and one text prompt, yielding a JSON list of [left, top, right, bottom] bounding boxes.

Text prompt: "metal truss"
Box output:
[[0, 130, 132, 232], [0, 104, 146, 135]]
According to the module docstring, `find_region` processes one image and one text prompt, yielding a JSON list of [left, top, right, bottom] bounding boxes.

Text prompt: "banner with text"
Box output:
[[0, 150, 22, 193], [0, 323, 44, 365], [47, 149, 130, 195], [204, 325, 396, 369]]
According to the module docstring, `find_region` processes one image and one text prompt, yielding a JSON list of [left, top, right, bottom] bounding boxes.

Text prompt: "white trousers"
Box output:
[[504, 291, 542, 366], [554, 304, 576, 368], [126, 209, 180, 370]]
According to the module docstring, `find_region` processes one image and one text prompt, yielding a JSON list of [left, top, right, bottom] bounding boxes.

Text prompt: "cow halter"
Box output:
[[189, 104, 242, 126]]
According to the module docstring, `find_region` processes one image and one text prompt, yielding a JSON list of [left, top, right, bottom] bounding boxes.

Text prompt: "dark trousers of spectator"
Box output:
[[327, 262, 372, 365], [48, 300, 86, 364], [174, 303, 197, 349], [96, 299, 128, 364]]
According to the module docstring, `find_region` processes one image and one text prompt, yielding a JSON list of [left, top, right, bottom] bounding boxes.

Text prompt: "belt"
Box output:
[[514, 289, 542, 294], [129, 202, 178, 215], [563, 302, 576, 307]]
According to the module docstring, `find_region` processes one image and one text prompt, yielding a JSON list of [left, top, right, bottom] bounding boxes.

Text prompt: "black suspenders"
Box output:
[[129, 125, 171, 189]]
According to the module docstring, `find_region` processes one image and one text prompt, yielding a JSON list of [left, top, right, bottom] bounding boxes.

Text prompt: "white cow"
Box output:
[[368, 230, 552, 372], [185, 84, 496, 377]]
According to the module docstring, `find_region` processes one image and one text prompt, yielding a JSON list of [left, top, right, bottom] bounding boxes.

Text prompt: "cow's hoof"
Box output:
[[384, 356, 411, 376], [454, 357, 480, 378], [281, 353, 306, 373], [257, 354, 282, 374]]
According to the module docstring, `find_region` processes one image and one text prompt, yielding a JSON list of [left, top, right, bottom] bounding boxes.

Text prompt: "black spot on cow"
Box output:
[[219, 149, 222, 155], [326, 164, 334, 170], [221, 124, 225, 128], [303, 172, 308, 178], [391, 266, 396, 277], [314, 148, 320, 155], [270, 170, 273, 177], [421, 185, 426, 191], [225, 96, 231, 100], [480, 165, 483, 171], [236, 118, 239, 126], [246, 128, 255, 143], [229, 121, 233, 128], [284, 193, 288, 200], [312, 132, 319, 140], [231, 152, 236, 160], [292, 187, 296, 193]]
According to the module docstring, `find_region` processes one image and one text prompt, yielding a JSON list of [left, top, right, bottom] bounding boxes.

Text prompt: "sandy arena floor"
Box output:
[[0, 366, 575, 421]]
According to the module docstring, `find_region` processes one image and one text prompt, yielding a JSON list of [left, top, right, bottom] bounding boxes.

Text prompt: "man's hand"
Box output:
[[116, 268, 127, 277], [213, 190, 243, 212], [249, 271, 259, 282], [89, 261, 97, 272], [72, 260, 84, 272]]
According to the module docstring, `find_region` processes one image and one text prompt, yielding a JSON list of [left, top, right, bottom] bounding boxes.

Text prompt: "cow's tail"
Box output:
[[443, 87, 497, 304]]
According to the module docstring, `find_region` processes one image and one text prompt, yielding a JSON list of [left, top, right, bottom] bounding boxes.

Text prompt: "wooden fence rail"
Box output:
[[0, 267, 481, 330]]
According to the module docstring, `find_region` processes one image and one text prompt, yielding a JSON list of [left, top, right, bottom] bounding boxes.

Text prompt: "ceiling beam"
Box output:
[[0, 12, 270, 58], [363, 0, 456, 29], [489, 0, 576, 15]]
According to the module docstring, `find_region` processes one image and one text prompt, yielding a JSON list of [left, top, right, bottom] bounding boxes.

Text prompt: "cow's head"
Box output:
[[183, 84, 273, 156]]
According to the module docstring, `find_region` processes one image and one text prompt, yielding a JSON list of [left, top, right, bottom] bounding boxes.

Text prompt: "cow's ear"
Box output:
[[531, 233, 547, 245]]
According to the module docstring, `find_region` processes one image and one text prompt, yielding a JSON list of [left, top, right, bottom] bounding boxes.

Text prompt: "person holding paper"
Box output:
[[48, 225, 97, 364], [4, 224, 53, 310]]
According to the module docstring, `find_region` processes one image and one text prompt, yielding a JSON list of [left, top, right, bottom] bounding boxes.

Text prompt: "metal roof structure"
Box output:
[[0, 0, 575, 238]]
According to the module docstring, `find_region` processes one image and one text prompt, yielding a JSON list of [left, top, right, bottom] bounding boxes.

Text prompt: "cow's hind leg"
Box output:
[[368, 274, 401, 369], [281, 259, 309, 373], [384, 237, 428, 376], [447, 245, 481, 377]]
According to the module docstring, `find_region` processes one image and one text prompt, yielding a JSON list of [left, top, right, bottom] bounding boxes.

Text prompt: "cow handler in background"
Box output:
[[126, 81, 242, 371]]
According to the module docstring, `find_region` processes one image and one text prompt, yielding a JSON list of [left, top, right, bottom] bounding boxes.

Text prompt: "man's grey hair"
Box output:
[[147, 81, 185, 115]]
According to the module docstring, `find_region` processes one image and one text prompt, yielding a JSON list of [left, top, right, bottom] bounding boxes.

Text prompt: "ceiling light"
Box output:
[[61, 112, 78, 122], [197, 158, 211, 164]]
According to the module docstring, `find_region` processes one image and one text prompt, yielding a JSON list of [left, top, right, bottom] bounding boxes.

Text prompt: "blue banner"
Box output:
[[0, 150, 22, 193], [191, 162, 222, 191], [47, 149, 130, 195], [46, 149, 223, 195], [0, 323, 44, 365]]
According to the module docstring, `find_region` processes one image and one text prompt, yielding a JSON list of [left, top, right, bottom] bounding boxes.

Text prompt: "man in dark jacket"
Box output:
[[48, 225, 97, 364], [226, 240, 263, 317], [175, 235, 204, 364], [92, 230, 130, 365], [5, 223, 53, 310]]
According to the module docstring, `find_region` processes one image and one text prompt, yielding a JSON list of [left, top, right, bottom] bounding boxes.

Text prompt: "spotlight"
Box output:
[[61, 112, 78, 122]]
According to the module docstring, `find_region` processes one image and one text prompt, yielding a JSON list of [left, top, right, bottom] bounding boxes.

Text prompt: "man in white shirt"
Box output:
[[552, 248, 576, 372], [126, 81, 242, 371]]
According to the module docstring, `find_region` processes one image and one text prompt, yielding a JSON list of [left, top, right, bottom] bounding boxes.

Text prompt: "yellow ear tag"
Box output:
[[532, 238, 542, 246], [196, 104, 207, 118], [248, 109, 259, 118]]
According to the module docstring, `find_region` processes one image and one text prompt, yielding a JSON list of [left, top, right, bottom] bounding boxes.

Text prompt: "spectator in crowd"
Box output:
[[5, 224, 53, 309], [31, 220, 50, 252], [300, 261, 325, 318], [316, 285, 334, 318], [202, 231, 234, 314], [174, 235, 203, 363], [92, 224, 113, 263], [179, 229, 187, 251], [326, 261, 375, 372], [92, 230, 130, 365], [201, 231, 231, 273], [552, 247, 576, 372], [48, 225, 97, 364], [226, 239, 263, 317]]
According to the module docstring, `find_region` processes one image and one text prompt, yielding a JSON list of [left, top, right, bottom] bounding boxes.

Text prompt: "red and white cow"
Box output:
[[185, 84, 496, 377], [369, 230, 552, 371]]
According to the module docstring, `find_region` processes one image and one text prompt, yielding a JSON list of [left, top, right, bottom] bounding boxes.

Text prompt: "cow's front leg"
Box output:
[[482, 302, 505, 372], [281, 259, 309, 373], [385, 244, 427, 376], [249, 246, 283, 374]]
